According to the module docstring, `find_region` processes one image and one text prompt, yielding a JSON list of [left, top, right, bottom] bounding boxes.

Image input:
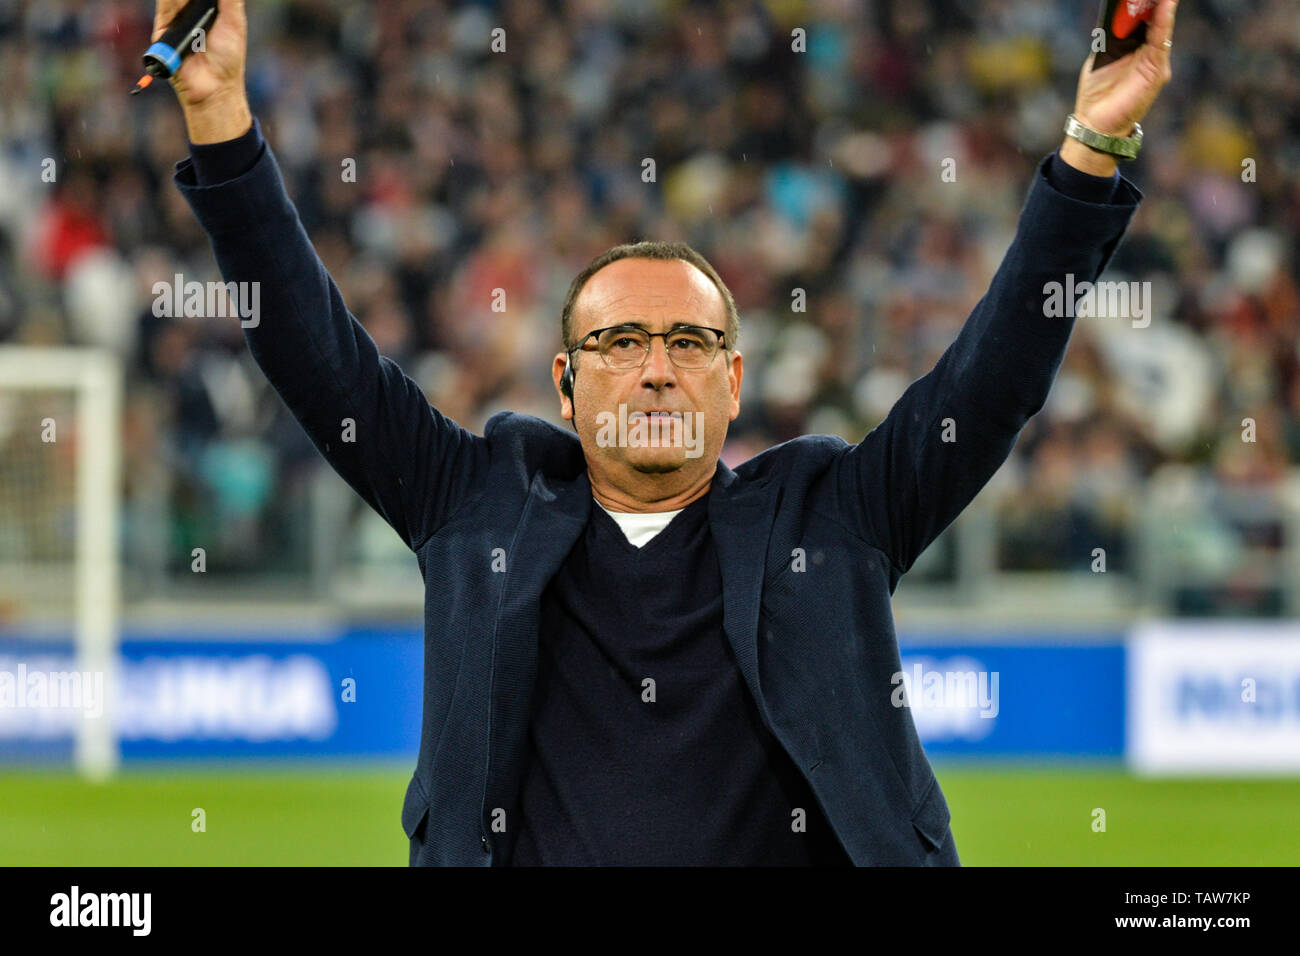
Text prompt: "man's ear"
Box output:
[[552, 352, 573, 422], [727, 348, 743, 421]]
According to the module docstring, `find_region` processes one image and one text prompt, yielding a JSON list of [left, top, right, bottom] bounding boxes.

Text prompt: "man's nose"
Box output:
[[640, 336, 676, 388]]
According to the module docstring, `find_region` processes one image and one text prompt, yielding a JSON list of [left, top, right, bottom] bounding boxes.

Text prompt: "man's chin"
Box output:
[[631, 463, 686, 476], [630, 460, 685, 475], [625, 448, 687, 475]]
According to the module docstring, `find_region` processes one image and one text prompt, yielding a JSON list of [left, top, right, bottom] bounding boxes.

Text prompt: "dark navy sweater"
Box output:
[[511, 492, 852, 865]]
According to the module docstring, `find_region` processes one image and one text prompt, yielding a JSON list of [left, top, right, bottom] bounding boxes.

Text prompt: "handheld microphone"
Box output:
[[130, 0, 219, 95], [1093, 0, 1158, 69]]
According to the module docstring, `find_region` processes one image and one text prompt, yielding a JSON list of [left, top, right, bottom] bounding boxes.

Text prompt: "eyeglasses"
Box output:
[[568, 324, 728, 370]]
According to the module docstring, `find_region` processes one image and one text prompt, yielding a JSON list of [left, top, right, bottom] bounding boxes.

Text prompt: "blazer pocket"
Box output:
[[910, 776, 952, 852], [401, 773, 430, 841]]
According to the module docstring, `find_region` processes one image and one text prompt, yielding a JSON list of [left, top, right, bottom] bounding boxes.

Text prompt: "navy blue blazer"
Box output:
[[175, 138, 1141, 865]]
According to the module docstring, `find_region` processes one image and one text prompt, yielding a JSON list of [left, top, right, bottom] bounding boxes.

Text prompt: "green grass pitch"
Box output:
[[3, 763, 1297, 865]]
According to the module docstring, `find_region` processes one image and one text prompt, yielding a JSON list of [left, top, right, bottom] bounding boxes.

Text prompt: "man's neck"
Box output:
[[589, 466, 715, 514]]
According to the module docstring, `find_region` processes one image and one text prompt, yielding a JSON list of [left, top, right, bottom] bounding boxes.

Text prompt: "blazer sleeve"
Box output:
[[826, 152, 1143, 579], [172, 124, 489, 554]]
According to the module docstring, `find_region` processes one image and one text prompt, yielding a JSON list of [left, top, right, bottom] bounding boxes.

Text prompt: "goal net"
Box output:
[[0, 346, 121, 779]]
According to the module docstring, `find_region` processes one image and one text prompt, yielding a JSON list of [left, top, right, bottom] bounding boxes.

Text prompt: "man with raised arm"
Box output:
[[159, 0, 1176, 865]]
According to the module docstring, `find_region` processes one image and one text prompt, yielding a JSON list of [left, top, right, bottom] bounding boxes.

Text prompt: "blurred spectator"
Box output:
[[0, 0, 1296, 605]]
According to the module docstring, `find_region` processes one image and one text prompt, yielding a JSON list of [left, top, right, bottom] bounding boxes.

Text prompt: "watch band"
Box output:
[[1063, 113, 1143, 160]]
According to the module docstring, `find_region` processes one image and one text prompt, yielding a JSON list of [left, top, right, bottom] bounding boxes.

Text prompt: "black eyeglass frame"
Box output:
[[565, 323, 730, 370]]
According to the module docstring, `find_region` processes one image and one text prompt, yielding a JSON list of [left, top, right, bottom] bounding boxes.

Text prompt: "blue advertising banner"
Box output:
[[0, 626, 423, 761], [0, 628, 1125, 761], [895, 641, 1125, 758]]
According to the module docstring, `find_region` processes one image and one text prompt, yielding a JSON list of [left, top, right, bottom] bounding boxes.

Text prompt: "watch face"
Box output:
[[1094, 0, 1157, 67]]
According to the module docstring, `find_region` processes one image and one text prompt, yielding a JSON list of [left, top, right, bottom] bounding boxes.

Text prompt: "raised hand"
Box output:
[[152, 0, 251, 142], [1073, 0, 1178, 138], [1059, 0, 1176, 176]]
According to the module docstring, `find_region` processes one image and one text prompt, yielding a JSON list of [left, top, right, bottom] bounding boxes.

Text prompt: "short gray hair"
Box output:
[[560, 240, 739, 352]]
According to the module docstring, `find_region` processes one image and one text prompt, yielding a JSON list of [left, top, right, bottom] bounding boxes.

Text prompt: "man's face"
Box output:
[[552, 258, 742, 488]]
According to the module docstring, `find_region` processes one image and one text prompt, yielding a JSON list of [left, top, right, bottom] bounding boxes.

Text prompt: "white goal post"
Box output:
[[0, 346, 122, 780]]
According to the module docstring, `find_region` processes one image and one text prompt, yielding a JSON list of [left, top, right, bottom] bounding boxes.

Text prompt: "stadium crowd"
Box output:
[[0, 0, 1296, 602]]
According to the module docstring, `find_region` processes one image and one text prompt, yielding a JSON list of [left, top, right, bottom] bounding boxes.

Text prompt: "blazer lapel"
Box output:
[[484, 468, 592, 824], [708, 461, 778, 707]]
